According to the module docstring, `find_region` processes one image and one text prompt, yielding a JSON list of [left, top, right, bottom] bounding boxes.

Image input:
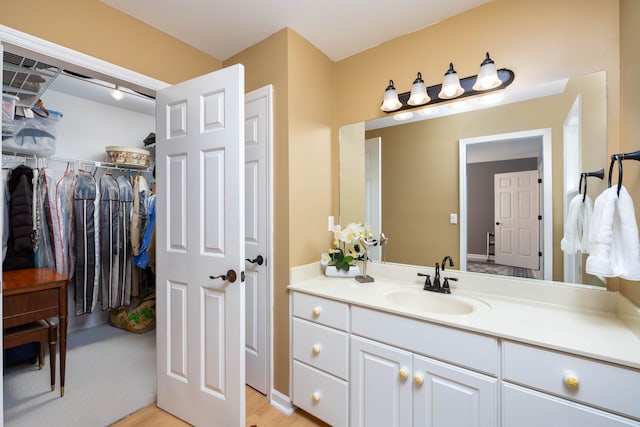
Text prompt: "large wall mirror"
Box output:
[[339, 71, 607, 287]]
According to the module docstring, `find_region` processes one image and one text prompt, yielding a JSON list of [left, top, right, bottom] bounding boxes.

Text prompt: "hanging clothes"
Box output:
[[55, 169, 76, 277], [130, 175, 150, 297], [34, 167, 58, 270], [73, 170, 100, 315], [4, 165, 35, 271], [99, 174, 121, 310], [116, 175, 133, 308], [2, 169, 10, 262]]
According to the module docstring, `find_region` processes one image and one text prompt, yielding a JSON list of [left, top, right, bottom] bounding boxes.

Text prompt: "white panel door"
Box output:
[[351, 336, 413, 427], [244, 85, 271, 394], [413, 354, 498, 427], [155, 64, 245, 426], [494, 170, 540, 269]]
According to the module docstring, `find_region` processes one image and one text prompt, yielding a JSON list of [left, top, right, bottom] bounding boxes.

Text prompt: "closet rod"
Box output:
[[2, 152, 152, 173]]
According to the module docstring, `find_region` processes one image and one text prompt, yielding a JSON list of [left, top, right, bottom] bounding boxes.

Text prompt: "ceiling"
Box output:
[[100, 0, 491, 62]]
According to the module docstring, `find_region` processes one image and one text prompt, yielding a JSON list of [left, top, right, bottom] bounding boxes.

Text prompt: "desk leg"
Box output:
[[59, 284, 68, 398], [48, 323, 57, 392]]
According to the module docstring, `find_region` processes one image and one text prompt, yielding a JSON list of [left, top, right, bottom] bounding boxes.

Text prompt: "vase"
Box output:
[[324, 265, 361, 278]]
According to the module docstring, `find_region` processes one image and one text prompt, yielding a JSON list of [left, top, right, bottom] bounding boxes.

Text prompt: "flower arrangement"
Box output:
[[321, 222, 374, 272]]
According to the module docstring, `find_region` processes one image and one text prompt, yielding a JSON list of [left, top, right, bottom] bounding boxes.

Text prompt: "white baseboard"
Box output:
[[269, 388, 295, 415], [467, 253, 488, 262]]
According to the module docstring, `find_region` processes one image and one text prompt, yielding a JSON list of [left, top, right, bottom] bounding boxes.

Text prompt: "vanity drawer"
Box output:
[[503, 383, 639, 426], [293, 360, 348, 427], [351, 305, 498, 375], [502, 341, 640, 419], [292, 318, 349, 380], [293, 292, 350, 331]]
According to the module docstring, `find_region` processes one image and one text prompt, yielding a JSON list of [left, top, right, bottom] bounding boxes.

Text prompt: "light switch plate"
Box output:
[[450, 213, 457, 224]]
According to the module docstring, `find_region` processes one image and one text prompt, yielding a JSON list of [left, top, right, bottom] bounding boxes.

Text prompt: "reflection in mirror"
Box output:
[[339, 71, 607, 286]]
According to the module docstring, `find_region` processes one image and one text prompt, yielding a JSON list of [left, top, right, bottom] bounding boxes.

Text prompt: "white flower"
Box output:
[[320, 252, 331, 266]]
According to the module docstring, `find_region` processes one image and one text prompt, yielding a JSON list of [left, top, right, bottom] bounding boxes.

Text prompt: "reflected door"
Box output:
[[494, 170, 540, 269]]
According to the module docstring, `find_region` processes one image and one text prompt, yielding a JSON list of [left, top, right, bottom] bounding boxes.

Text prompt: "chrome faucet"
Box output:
[[441, 255, 455, 271]]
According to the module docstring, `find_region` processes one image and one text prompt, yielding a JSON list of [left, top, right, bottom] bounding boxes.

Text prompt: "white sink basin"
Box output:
[[383, 290, 484, 315]]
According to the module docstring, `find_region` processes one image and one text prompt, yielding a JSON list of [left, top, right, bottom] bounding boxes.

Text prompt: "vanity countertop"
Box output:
[[288, 262, 640, 370]]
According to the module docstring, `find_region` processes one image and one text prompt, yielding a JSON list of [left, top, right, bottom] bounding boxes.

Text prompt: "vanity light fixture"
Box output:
[[407, 72, 430, 106], [381, 80, 402, 112], [379, 52, 514, 113], [472, 52, 502, 91], [438, 63, 464, 99]]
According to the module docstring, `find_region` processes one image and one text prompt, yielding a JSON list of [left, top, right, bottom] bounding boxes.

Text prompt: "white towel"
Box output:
[[586, 185, 640, 280], [561, 193, 593, 254]]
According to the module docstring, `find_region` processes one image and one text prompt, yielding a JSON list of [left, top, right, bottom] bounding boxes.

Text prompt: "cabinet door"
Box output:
[[413, 354, 498, 427], [503, 383, 640, 427], [351, 336, 413, 427]]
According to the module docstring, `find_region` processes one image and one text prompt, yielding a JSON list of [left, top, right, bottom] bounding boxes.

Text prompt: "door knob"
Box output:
[[245, 255, 264, 266], [495, 222, 500, 225], [209, 269, 237, 283]]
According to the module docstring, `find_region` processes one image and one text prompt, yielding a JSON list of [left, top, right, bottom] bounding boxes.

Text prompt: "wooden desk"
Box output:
[[3, 268, 68, 397]]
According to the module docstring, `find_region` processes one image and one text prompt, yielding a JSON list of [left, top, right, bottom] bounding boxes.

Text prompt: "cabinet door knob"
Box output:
[[312, 307, 321, 317], [312, 344, 321, 355], [414, 374, 424, 385], [312, 391, 321, 402], [563, 372, 580, 388], [399, 368, 409, 380]]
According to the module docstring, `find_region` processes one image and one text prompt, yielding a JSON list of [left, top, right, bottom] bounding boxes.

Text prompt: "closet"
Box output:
[[2, 48, 157, 331], [2, 45, 159, 425]]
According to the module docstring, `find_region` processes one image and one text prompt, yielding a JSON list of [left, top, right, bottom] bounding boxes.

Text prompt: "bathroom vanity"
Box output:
[[288, 262, 640, 427]]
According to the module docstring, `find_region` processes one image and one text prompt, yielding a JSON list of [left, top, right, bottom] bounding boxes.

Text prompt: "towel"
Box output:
[[561, 193, 593, 254], [586, 185, 640, 280]]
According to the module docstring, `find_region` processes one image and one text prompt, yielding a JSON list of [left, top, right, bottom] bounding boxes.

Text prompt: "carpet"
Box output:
[[467, 261, 535, 279], [4, 323, 156, 427]]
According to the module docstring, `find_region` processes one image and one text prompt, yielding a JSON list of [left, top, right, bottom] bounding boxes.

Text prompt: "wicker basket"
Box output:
[[105, 146, 150, 168]]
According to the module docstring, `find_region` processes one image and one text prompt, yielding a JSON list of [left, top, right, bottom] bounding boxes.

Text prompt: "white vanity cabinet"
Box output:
[[350, 306, 498, 427], [291, 292, 350, 427], [501, 341, 640, 426]]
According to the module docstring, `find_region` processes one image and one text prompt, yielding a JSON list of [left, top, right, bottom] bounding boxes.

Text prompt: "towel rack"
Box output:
[[608, 150, 640, 196], [579, 168, 604, 202]]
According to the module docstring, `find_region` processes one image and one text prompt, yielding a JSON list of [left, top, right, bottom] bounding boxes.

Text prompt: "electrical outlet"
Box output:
[[450, 213, 458, 224]]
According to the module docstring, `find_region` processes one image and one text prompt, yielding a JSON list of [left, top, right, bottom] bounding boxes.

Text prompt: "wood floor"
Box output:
[[112, 386, 330, 427]]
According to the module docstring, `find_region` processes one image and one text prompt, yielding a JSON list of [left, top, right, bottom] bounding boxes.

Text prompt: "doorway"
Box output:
[[0, 24, 273, 425], [459, 129, 552, 281]]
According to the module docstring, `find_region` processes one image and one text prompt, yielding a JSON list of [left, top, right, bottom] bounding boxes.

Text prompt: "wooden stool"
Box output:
[[4, 320, 57, 392]]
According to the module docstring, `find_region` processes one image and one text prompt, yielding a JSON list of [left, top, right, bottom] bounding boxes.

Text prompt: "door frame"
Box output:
[[459, 128, 552, 280]]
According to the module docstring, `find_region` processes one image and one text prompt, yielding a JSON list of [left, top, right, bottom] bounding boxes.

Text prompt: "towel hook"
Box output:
[[579, 168, 604, 202]]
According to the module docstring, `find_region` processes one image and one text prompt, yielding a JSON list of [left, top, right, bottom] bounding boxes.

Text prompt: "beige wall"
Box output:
[[619, 0, 640, 304], [224, 28, 334, 393], [0, 0, 222, 83]]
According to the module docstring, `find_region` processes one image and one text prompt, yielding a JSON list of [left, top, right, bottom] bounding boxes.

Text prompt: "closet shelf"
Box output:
[[2, 51, 62, 109]]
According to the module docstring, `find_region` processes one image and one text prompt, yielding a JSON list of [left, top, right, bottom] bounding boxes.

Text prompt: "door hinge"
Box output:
[[539, 251, 542, 257], [538, 178, 542, 183], [538, 215, 542, 220]]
